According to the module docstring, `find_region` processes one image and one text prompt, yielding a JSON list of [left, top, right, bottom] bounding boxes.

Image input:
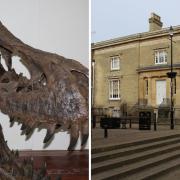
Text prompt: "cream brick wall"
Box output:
[[139, 36, 180, 67], [93, 43, 139, 108], [92, 26, 180, 116]]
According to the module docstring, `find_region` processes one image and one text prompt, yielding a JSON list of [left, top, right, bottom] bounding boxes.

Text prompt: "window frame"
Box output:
[[110, 56, 120, 70], [154, 50, 167, 65], [109, 79, 120, 100], [145, 79, 148, 96]]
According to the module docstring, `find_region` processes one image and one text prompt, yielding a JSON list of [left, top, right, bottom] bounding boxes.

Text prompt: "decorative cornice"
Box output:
[[137, 63, 180, 73], [92, 25, 180, 50]]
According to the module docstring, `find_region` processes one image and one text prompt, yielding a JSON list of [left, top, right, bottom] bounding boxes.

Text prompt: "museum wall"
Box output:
[[0, 0, 89, 150]]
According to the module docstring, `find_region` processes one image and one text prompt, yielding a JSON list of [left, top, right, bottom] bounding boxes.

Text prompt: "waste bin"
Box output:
[[139, 111, 151, 130], [100, 117, 121, 129]]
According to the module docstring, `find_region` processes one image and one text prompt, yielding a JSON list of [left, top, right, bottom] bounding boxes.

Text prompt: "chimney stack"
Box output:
[[149, 13, 163, 31]]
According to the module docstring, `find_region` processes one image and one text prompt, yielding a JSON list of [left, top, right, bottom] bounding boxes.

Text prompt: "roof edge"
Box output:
[[92, 25, 180, 50]]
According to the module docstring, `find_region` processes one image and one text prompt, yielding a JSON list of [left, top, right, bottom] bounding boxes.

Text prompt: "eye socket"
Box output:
[[55, 124, 61, 129], [1, 78, 9, 83], [16, 86, 24, 92]]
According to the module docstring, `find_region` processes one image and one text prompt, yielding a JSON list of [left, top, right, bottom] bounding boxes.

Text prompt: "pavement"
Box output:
[[157, 168, 180, 180], [92, 123, 180, 149]]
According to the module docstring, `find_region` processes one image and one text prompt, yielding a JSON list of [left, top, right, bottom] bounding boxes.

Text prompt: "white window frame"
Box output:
[[109, 79, 120, 100], [110, 56, 120, 70], [154, 50, 167, 65]]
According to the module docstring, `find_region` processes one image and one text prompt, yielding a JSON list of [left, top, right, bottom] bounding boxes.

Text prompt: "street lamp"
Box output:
[[92, 59, 96, 128], [92, 59, 95, 106], [167, 26, 177, 129]]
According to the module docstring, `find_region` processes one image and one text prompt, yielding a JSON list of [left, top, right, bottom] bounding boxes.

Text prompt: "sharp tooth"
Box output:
[[25, 126, 33, 136], [81, 134, 89, 146], [10, 121, 15, 127], [25, 127, 34, 141], [68, 123, 79, 150], [38, 127, 42, 132], [43, 130, 54, 144], [20, 124, 26, 131], [21, 125, 28, 135], [68, 137, 78, 151], [9, 117, 13, 122], [9, 117, 15, 127], [21, 130, 25, 135]]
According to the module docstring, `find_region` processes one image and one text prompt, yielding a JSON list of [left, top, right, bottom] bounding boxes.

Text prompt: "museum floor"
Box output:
[[19, 150, 88, 180]]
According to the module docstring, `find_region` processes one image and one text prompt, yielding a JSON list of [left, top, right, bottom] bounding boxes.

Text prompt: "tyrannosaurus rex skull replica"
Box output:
[[0, 21, 89, 150]]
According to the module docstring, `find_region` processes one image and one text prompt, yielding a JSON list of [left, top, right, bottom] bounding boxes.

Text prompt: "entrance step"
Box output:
[[92, 134, 180, 154], [92, 136, 180, 164], [92, 134, 180, 180]]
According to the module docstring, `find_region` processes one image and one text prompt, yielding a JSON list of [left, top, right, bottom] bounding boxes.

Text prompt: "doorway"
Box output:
[[156, 80, 166, 105]]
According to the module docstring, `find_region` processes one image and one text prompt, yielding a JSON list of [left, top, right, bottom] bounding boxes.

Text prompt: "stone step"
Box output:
[[92, 136, 180, 163], [92, 149, 180, 180], [146, 164, 180, 180], [121, 157, 180, 180], [125, 157, 180, 180], [92, 134, 180, 154], [92, 141, 180, 174]]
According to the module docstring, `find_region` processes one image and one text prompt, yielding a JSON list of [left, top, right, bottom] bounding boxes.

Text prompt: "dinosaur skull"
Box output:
[[0, 21, 89, 150]]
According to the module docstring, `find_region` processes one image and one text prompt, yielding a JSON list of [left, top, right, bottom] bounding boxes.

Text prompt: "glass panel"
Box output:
[[109, 80, 120, 99], [111, 57, 120, 69], [155, 50, 167, 64]]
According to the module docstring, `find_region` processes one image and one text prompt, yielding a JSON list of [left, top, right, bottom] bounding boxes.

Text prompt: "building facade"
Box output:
[[92, 13, 180, 120]]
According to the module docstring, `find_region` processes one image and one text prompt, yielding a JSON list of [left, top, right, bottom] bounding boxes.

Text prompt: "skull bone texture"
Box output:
[[0, 21, 89, 150]]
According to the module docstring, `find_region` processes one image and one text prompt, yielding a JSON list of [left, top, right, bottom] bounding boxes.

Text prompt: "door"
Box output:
[[156, 80, 166, 105]]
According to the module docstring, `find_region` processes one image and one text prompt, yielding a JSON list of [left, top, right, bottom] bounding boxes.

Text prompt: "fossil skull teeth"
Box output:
[[0, 21, 88, 150]]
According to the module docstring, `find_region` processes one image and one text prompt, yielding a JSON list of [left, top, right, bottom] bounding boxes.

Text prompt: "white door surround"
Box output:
[[156, 80, 166, 105]]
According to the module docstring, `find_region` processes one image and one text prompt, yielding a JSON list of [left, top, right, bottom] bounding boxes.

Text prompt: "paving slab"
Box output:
[[92, 124, 180, 149], [155, 168, 180, 180]]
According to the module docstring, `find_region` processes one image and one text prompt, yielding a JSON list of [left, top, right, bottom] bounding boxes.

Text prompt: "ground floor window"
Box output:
[[109, 79, 120, 100], [145, 79, 148, 95]]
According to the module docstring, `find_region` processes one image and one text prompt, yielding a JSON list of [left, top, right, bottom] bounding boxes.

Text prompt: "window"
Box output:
[[109, 79, 120, 100], [111, 56, 120, 70], [154, 50, 167, 64], [145, 79, 148, 95]]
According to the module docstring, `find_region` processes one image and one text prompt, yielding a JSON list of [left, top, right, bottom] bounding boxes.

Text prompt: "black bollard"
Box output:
[[154, 113, 157, 131], [104, 128, 108, 138], [129, 118, 132, 129], [92, 115, 96, 128]]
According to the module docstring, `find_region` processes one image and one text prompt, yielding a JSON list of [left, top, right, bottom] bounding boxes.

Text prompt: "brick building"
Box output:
[[92, 13, 180, 120]]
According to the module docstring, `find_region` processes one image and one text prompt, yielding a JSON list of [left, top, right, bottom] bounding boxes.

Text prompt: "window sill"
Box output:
[[155, 63, 167, 65], [109, 98, 121, 101], [111, 68, 120, 71]]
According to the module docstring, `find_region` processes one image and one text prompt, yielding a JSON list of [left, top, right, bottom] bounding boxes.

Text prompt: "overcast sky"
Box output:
[[92, 0, 180, 42], [0, 0, 88, 67]]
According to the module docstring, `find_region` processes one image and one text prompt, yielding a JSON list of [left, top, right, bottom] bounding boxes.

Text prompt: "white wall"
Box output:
[[0, 0, 89, 150]]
